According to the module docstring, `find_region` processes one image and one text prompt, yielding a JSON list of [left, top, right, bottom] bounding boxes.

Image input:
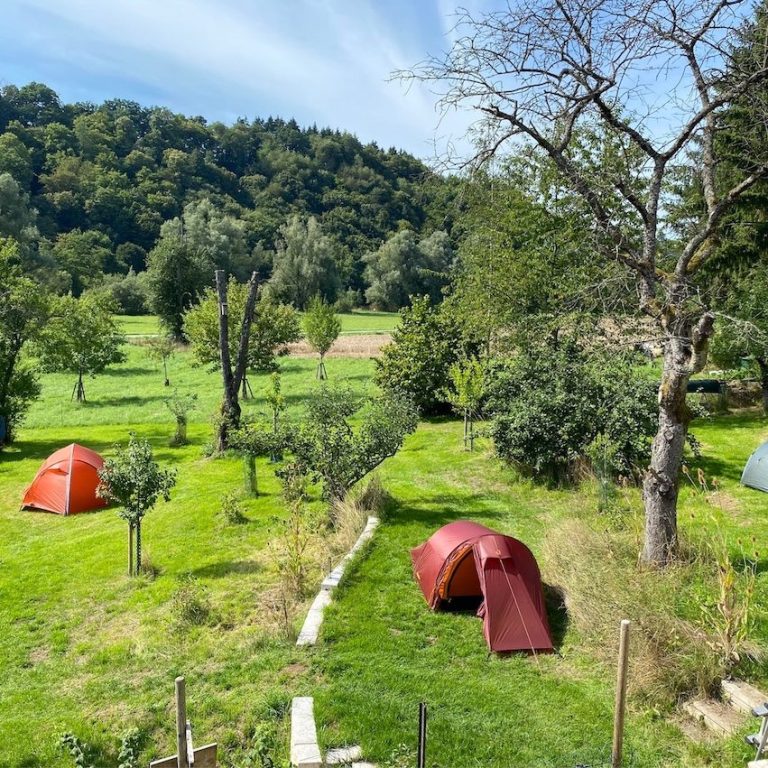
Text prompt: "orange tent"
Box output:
[[22, 444, 108, 515]]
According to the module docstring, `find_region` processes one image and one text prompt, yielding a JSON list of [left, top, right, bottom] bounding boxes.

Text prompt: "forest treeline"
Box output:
[[0, 81, 458, 309]]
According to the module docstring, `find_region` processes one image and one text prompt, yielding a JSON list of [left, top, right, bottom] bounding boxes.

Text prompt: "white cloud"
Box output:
[[8, 0, 476, 160]]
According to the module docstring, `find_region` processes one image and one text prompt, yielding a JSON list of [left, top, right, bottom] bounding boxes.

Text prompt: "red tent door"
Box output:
[[474, 535, 553, 653]]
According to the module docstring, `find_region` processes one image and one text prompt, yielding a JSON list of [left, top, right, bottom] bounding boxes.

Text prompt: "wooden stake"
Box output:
[[176, 676, 188, 768], [611, 620, 631, 768]]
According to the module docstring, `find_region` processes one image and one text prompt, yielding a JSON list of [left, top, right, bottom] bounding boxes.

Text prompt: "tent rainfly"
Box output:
[[411, 521, 553, 653], [22, 443, 108, 515], [741, 441, 768, 493]]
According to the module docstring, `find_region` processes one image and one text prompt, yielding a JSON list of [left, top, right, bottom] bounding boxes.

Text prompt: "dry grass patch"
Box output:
[[541, 517, 761, 708]]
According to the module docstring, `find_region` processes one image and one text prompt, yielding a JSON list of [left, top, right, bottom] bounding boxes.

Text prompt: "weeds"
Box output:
[[170, 575, 211, 628]]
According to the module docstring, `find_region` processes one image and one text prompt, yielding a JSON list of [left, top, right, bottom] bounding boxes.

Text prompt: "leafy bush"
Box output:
[[486, 340, 656, 482], [375, 296, 466, 415], [219, 491, 247, 524]]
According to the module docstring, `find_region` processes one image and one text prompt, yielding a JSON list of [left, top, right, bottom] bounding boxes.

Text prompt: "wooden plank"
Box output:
[[150, 744, 217, 768]]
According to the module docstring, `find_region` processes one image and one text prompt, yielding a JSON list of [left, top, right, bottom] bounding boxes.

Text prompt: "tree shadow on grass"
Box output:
[[190, 559, 262, 578], [81, 394, 168, 409], [690, 453, 745, 484]]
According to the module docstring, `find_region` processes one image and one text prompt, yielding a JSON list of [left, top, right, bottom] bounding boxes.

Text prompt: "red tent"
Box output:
[[411, 521, 553, 653], [22, 444, 108, 516]]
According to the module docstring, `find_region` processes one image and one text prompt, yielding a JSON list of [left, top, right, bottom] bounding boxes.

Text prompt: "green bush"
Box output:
[[487, 340, 656, 482], [374, 296, 466, 415]]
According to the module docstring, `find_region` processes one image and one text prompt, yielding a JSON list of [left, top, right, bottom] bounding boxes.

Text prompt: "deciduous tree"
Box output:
[[404, 0, 768, 564], [37, 293, 125, 402], [303, 295, 341, 380]]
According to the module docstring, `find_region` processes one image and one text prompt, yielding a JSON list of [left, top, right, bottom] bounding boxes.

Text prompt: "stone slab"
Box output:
[[326, 745, 363, 764], [291, 697, 322, 768]]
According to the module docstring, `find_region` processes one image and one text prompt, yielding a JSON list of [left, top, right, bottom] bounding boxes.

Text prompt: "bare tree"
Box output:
[[402, 0, 768, 564], [215, 269, 259, 452]]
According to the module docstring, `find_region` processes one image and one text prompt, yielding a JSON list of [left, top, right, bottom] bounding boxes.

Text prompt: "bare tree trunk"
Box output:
[[463, 411, 468, 450], [642, 314, 714, 566], [163, 356, 170, 387]]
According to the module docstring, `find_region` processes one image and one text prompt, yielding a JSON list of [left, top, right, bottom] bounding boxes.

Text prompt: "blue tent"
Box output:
[[741, 442, 768, 493]]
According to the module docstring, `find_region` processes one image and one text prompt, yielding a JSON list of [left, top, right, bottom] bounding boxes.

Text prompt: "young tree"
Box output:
[[0, 237, 48, 445], [145, 334, 176, 387], [37, 293, 125, 402], [268, 215, 340, 309], [303, 295, 341, 380], [266, 371, 286, 461], [288, 386, 418, 502], [145, 229, 212, 340], [183, 278, 301, 396], [444, 357, 485, 451], [405, 0, 768, 564], [98, 434, 177, 577]]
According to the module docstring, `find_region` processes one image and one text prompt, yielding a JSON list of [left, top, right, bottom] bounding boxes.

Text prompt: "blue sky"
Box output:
[[0, 0, 491, 160]]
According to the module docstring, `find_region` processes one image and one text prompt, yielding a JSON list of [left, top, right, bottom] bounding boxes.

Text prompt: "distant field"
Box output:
[[116, 310, 400, 338]]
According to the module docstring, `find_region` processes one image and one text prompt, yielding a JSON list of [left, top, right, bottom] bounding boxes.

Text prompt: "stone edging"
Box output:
[[290, 696, 375, 768], [296, 516, 379, 647]]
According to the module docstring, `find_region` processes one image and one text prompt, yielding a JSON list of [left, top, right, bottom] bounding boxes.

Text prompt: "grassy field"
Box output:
[[310, 416, 768, 768], [1, 340, 767, 767], [116, 310, 400, 338]]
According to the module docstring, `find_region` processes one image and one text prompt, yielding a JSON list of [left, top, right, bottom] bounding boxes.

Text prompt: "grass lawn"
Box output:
[[311, 416, 768, 768], [115, 310, 400, 338], [1, 338, 767, 766]]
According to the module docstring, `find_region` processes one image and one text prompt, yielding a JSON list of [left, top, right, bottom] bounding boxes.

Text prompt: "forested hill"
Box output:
[[0, 81, 455, 296]]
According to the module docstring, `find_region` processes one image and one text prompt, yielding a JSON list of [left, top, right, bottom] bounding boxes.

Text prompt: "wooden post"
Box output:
[[176, 676, 188, 768], [417, 702, 427, 768], [611, 620, 631, 768], [128, 523, 134, 577]]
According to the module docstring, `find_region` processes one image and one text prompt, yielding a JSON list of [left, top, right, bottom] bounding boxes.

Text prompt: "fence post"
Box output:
[[611, 620, 631, 768], [417, 702, 427, 768]]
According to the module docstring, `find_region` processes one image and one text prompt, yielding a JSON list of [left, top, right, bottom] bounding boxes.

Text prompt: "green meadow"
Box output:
[[0, 341, 765, 766]]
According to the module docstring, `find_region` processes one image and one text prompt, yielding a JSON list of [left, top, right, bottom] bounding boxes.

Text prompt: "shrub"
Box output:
[[334, 288, 361, 314], [375, 296, 467, 415], [219, 490, 247, 524], [486, 340, 656, 483]]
